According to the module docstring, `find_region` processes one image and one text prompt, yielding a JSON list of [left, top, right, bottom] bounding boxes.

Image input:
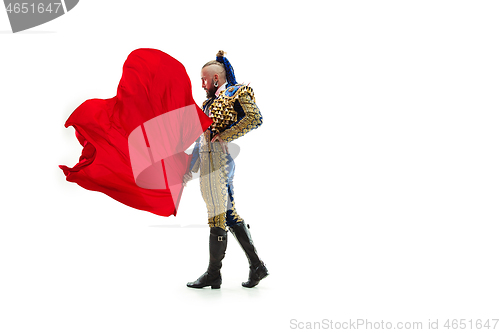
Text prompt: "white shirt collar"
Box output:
[[215, 82, 227, 97]]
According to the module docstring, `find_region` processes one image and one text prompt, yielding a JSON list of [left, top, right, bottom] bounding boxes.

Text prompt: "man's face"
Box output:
[[201, 67, 217, 99]]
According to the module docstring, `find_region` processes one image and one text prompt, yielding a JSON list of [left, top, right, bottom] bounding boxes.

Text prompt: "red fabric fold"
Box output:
[[59, 48, 211, 217]]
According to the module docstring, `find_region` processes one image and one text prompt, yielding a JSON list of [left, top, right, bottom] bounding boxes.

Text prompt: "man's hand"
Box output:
[[182, 171, 193, 187], [211, 134, 228, 153]]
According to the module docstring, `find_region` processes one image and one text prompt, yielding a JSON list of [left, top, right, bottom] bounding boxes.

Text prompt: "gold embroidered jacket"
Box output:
[[190, 84, 263, 172], [209, 84, 263, 142]]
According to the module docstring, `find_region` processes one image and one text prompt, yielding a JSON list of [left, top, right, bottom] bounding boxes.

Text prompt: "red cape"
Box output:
[[59, 48, 211, 217]]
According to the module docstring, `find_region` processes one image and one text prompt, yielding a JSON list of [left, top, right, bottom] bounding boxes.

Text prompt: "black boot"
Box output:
[[187, 227, 227, 289], [229, 223, 269, 288]]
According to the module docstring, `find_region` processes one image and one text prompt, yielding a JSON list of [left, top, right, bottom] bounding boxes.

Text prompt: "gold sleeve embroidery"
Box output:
[[219, 87, 263, 142], [191, 157, 201, 173]]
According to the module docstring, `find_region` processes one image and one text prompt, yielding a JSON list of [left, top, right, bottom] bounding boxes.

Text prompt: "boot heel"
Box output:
[[211, 285, 221, 289]]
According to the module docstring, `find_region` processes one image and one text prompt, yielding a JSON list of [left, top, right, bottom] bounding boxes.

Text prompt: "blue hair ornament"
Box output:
[[216, 51, 237, 87]]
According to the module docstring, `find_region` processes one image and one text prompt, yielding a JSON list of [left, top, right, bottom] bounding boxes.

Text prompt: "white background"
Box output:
[[1, 1, 499, 332]]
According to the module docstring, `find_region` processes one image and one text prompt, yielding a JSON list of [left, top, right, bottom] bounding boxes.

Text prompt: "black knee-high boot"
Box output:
[[187, 227, 227, 289], [229, 222, 269, 288]]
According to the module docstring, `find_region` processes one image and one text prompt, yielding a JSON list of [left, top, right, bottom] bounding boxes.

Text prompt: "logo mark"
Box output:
[[3, 0, 78, 33]]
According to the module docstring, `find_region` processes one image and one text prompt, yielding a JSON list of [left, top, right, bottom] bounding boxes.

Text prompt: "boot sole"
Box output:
[[242, 271, 269, 288], [187, 284, 221, 289]]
